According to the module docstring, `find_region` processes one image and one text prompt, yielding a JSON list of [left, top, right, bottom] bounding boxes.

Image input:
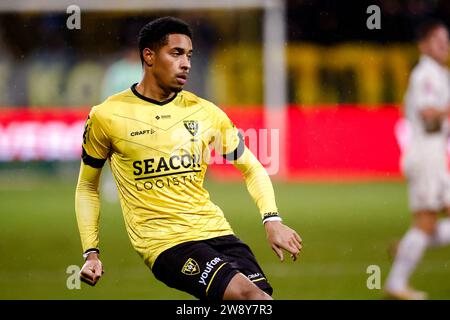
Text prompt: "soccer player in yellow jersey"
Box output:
[[76, 17, 302, 300]]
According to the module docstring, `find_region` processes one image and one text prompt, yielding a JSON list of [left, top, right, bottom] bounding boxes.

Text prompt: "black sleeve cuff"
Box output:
[[82, 248, 100, 259], [262, 212, 281, 223]]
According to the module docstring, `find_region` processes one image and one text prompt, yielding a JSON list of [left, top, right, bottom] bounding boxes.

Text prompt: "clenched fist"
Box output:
[[79, 252, 104, 286]]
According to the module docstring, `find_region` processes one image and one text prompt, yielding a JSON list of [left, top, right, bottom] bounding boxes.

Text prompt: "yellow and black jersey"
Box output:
[[76, 83, 279, 268]]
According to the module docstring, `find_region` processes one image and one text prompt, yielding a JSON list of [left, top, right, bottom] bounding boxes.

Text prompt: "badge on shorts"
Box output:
[[181, 258, 200, 275]]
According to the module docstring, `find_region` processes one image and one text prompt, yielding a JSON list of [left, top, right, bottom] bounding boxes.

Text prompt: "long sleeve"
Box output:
[[75, 106, 110, 253], [209, 103, 280, 222], [75, 161, 103, 252], [230, 146, 279, 222]]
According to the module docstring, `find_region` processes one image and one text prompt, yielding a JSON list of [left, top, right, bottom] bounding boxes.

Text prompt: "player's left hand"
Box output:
[[264, 221, 302, 262]]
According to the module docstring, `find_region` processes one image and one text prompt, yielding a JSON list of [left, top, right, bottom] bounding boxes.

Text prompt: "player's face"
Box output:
[[426, 26, 449, 65], [153, 34, 193, 93]]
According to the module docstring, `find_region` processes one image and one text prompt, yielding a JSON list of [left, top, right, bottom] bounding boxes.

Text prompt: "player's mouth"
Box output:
[[175, 73, 188, 85]]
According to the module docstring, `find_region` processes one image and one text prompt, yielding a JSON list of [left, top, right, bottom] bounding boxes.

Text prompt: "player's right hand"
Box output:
[[79, 253, 104, 286]]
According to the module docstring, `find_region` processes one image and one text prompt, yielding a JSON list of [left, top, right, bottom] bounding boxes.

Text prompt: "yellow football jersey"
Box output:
[[82, 84, 243, 267]]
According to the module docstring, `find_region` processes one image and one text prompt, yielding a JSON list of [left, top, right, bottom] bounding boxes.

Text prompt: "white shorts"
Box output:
[[402, 151, 450, 212]]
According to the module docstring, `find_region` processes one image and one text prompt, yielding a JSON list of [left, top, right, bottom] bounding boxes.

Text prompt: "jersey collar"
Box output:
[[131, 83, 178, 106], [420, 54, 445, 72]]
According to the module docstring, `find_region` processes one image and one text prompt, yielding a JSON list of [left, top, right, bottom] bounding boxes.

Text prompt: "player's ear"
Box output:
[[142, 48, 155, 67], [418, 39, 428, 53]]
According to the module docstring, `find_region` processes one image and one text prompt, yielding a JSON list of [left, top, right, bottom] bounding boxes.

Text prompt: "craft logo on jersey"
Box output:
[[184, 120, 198, 136], [181, 258, 200, 275]]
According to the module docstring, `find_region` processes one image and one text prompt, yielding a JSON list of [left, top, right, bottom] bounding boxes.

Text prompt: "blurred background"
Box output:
[[1, 0, 449, 299]]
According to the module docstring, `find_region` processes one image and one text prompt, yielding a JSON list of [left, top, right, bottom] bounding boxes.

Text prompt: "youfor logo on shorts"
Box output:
[[198, 257, 223, 286]]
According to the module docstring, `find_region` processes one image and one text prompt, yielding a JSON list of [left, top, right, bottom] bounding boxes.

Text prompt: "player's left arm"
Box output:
[[414, 73, 450, 133], [227, 145, 303, 262], [212, 105, 302, 261]]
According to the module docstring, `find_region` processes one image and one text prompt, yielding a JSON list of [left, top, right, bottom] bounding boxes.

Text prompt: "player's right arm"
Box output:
[[76, 161, 104, 285], [75, 107, 111, 286]]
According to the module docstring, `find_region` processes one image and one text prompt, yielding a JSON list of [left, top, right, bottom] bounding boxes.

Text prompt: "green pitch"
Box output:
[[0, 172, 449, 299]]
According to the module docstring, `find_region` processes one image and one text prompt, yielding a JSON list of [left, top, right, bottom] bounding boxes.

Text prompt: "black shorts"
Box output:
[[151, 234, 273, 300]]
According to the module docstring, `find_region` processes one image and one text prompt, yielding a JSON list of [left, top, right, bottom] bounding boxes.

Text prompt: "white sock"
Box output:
[[385, 228, 430, 292], [430, 218, 450, 247]]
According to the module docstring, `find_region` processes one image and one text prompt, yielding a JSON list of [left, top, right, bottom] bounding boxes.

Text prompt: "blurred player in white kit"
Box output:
[[385, 20, 450, 300]]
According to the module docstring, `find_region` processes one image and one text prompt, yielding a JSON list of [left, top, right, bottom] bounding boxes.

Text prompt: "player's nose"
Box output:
[[180, 55, 191, 71]]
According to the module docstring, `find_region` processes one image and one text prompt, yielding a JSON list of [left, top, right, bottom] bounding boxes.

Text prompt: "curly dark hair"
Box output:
[[137, 16, 192, 64]]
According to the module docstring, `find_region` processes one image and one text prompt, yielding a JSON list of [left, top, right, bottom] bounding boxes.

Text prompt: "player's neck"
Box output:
[[135, 78, 176, 102], [422, 53, 446, 67]]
